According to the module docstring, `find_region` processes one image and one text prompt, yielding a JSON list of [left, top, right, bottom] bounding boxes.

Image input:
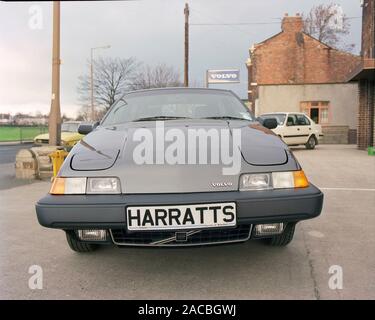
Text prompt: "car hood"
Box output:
[[34, 132, 82, 141], [70, 127, 125, 171], [68, 120, 292, 193], [237, 122, 287, 165]]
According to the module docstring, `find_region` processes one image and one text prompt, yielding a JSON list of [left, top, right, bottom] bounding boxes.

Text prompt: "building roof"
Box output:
[[347, 59, 375, 81], [248, 14, 362, 86]]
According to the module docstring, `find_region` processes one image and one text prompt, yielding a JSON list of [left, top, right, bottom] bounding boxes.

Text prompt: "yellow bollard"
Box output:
[[49, 149, 69, 178]]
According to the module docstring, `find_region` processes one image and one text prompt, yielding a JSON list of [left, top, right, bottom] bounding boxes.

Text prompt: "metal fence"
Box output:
[[0, 125, 48, 143]]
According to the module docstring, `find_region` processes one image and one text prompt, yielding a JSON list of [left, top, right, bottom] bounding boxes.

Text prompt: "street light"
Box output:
[[90, 45, 111, 121]]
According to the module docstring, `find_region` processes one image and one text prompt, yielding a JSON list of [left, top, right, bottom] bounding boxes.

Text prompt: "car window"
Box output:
[[296, 115, 310, 126], [260, 114, 285, 125], [61, 123, 79, 132], [286, 115, 297, 126], [102, 90, 254, 125]]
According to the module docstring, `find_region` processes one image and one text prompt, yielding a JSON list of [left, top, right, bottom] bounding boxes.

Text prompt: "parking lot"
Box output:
[[0, 145, 374, 299], [0, 143, 35, 191]]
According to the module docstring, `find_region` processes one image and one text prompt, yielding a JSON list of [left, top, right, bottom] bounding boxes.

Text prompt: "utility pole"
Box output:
[[184, 3, 189, 87], [90, 48, 94, 121], [49, 1, 61, 146]]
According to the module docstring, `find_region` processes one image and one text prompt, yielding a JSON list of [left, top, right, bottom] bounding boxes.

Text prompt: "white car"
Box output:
[[259, 112, 323, 149]]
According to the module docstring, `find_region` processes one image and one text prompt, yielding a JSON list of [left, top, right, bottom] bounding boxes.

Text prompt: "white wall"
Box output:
[[257, 83, 359, 129]]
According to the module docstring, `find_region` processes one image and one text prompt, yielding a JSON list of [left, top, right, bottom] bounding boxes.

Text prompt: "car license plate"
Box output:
[[126, 202, 236, 231]]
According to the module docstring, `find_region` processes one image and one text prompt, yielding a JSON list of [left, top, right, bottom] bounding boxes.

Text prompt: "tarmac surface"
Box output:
[[0, 143, 35, 190], [0, 145, 374, 299], [0, 143, 32, 164]]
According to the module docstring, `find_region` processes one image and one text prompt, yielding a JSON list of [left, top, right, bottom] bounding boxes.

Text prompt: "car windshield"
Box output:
[[61, 123, 79, 132], [101, 89, 254, 125], [261, 114, 286, 125]]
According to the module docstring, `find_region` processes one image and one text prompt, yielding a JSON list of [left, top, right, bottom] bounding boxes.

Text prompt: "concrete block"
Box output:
[[15, 146, 62, 180], [15, 149, 37, 179]]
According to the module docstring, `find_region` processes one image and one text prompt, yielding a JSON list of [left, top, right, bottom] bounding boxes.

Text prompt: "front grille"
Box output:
[[110, 225, 252, 247], [36, 139, 49, 144]]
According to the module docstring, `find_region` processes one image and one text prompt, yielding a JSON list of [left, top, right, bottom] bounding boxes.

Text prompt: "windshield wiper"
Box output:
[[202, 116, 251, 121], [132, 116, 191, 122]]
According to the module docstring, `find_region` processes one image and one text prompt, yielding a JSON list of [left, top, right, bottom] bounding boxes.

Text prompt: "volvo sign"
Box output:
[[206, 69, 240, 86]]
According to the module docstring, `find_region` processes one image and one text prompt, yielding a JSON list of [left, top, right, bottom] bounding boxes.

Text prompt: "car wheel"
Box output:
[[305, 136, 316, 149], [65, 231, 98, 253], [266, 223, 296, 246]]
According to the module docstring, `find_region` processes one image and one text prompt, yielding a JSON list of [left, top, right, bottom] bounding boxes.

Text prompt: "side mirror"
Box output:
[[78, 122, 99, 135], [262, 118, 278, 130], [256, 117, 264, 124]]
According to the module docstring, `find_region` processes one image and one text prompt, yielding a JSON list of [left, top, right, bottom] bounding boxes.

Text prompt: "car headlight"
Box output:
[[272, 172, 294, 189], [50, 177, 121, 195], [239, 171, 308, 191], [86, 177, 121, 194], [240, 173, 271, 190]]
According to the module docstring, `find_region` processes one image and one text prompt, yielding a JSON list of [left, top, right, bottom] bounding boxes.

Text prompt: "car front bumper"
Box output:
[[35, 184, 323, 229]]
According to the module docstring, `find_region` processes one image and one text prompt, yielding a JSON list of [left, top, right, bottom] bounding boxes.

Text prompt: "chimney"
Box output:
[[281, 13, 303, 33]]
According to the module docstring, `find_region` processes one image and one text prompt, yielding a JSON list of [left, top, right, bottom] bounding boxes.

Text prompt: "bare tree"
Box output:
[[77, 56, 139, 119], [62, 113, 71, 122], [75, 113, 85, 122], [76, 105, 93, 122], [302, 3, 355, 52], [131, 63, 183, 90]]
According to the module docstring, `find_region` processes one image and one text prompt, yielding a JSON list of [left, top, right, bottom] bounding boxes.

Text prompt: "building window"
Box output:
[[320, 107, 329, 124], [300, 101, 330, 125]]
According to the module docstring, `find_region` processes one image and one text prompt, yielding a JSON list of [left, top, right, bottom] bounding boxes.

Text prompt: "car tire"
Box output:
[[266, 223, 296, 246], [305, 136, 316, 149], [65, 231, 98, 253]]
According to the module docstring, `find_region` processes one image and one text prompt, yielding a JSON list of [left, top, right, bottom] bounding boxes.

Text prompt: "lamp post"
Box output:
[[90, 45, 111, 121], [49, 1, 61, 146]]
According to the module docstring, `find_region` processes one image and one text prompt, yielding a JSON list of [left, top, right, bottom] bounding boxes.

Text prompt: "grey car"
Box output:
[[35, 88, 323, 252]]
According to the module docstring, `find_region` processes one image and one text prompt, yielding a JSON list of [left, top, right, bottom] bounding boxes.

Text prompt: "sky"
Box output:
[[0, 0, 363, 118]]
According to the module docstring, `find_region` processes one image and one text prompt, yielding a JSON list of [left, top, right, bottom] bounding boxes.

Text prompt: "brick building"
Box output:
[[246, 14, 362, 143], [347, 0, 375, 150]]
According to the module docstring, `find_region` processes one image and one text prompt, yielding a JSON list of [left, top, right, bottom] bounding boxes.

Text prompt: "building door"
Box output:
[[310, 108, 319, 123], [300, 101, 330, 125]]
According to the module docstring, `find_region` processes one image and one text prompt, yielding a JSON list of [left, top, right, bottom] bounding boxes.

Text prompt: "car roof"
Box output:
[[261, 112, 308, 116], [123, 87, 235, 96]]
